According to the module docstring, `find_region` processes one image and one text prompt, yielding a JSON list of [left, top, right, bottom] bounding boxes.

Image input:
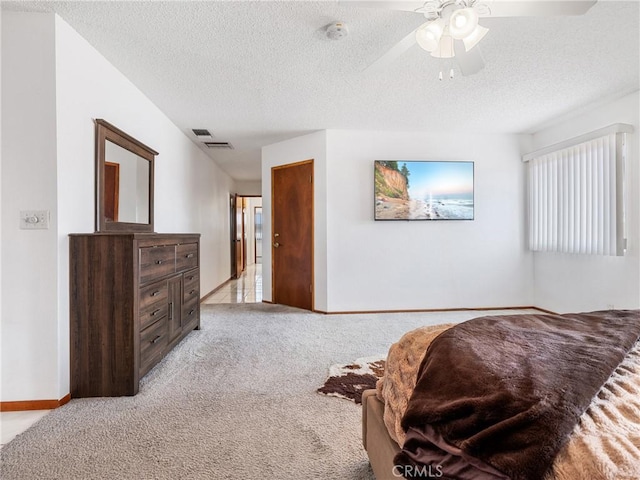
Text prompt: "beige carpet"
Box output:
[[0, 304, 537, 479]]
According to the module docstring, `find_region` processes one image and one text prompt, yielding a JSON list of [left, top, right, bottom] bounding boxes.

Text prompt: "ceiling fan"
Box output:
[[345, 0, 597, 78]]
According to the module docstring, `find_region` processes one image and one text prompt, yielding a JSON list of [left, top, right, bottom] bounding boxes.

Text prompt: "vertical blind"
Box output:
[[527, 131, 627, 256]]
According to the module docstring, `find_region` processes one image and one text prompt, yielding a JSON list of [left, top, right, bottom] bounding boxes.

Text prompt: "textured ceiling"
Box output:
[[4, 0, 639, 181]]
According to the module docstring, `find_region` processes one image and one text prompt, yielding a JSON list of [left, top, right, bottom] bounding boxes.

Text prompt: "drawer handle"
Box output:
[[189, 289, 196, 295], [186, 253, 194, 258], [189, 309, 195, 316], [151, 309, 161, 317], [151, 290, 161, 297], [151, 335, 162, 344], [188, 276, 195, 280], [155, 260, 163, 265]]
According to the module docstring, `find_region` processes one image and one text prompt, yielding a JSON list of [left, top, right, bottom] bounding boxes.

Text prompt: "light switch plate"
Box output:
[[20, 210, 50, 229]]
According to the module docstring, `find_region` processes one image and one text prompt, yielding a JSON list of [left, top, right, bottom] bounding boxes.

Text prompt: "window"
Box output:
[[524, 124, 632, 256]]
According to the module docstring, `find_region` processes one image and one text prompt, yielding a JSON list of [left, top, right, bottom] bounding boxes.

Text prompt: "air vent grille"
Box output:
[[192, 129, 212, 137], [204, 142, 234, 149]]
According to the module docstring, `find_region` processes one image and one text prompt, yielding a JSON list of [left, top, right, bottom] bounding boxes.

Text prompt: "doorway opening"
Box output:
[[202, 194, 263, 305], [230, 194, 262, 279]]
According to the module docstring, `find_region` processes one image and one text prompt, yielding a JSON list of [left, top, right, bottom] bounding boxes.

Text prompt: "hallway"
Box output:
[[202, 263, 263, 304]]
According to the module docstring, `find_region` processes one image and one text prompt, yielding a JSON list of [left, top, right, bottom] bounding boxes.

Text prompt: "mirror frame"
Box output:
[[95, 119, 158, 233]]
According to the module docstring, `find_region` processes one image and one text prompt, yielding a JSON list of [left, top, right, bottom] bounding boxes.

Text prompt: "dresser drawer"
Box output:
[[140, 299, 169, 332], [139, 245, 175, 284], [139, 280, 168, 309], [140, 317, 168, 377], [183, 269, 199, 285], [176, 243, 198, 272], [182, 297, 199, 329], [183, 269, 200, 303]]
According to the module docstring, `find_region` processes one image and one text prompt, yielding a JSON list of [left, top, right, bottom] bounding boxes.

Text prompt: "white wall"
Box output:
[[1, 12, 236, 402], [1, 12, 60, 401], [262, 130, 532, 313], [236, 180, 262, 196], [136, 157, 149, 222], [530, 91, 640, 313], [262, 131, 328, 311], [325, 130, 533, 311]]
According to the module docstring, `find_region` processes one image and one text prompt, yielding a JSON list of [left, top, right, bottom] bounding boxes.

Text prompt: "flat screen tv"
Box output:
[[374, 160, 474, 221]]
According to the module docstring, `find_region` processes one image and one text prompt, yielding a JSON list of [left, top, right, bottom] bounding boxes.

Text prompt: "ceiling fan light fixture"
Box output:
[[449, 7, 479, 39], [416, 19, 444, 52], [430, 34, 455, 58], [462, 24, 489, 51]]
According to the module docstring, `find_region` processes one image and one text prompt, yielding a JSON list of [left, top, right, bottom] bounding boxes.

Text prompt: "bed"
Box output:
[[362, 310, 640, 480]]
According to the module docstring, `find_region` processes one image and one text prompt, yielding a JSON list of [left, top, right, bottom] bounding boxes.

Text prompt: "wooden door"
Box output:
[[272, 160, 313, 311], [230, 194, 244, 279], [104, 162, 120, 222]]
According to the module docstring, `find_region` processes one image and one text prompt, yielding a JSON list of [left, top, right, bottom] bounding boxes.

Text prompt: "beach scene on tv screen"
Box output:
[[375, 160, 474, 220]]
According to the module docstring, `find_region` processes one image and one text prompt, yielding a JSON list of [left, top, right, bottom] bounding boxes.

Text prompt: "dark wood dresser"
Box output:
[[69, 233, 201, 397]]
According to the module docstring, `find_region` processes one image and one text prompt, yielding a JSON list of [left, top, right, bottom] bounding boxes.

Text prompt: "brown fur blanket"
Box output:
[[394, 310, 640, 480]]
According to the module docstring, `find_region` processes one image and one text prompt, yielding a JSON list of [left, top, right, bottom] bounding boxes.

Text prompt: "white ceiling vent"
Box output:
[[204, 142, 234, 149], [192, 128, 212, 138]]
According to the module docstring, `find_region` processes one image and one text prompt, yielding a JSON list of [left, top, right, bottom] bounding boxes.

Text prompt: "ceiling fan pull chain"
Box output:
[[438, 65, 455, 81], [439, 58, 454, 81]]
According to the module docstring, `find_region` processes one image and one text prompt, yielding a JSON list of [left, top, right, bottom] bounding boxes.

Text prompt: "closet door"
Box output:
[[271, 160, 314, 311]]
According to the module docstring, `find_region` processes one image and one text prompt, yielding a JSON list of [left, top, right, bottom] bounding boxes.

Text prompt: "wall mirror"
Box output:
[[95, 119, 157, 232]]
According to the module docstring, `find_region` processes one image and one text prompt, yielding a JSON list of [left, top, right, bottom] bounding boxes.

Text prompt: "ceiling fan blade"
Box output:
[[338, 1, 427, 13], [362, 28, 418, 73], [481, 0, 597, 17], [340, 0, 597, 16], [453, 42, 485, 76]]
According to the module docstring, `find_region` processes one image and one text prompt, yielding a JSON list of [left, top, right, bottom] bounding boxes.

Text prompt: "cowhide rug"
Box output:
[[317, 356, 386, 404]]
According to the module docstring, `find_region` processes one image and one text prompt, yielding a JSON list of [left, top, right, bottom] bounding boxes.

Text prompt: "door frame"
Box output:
[[271, 159, 314, 311]]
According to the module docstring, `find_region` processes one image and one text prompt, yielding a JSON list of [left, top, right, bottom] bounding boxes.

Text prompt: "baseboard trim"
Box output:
[[530, 306, 557, 314], [313, 306, 552, 315], [199, 294, 557, 316], [200, 277, 233, 302], [1, 393, 71, 412]]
